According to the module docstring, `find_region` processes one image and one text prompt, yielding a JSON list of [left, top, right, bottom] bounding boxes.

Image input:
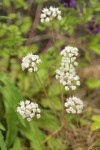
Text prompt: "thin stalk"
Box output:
[[35, 72, 58, 117], [40, 123, 64, 146], [75, 114, 82, 148], [61, 86, 65, 122], [35, 72, 48, 98], [61, 86, 66, 138], [87, 141, 97, 150], [76, 114, 80, 128]]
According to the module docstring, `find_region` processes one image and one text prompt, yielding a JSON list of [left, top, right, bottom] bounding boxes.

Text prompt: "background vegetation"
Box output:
[[0, 0, 100, 150]]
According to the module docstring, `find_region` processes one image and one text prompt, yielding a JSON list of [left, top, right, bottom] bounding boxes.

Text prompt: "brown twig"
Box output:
[[25, 4, 43, 45]]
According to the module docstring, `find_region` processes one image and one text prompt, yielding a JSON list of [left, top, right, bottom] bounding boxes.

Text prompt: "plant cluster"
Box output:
[[0, 0, 100, 150], [17, 6, 84, 122]]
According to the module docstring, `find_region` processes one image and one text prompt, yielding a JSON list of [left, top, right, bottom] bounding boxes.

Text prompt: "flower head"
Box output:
[[21, 53, 42, 72], [64, 96, 84, 114], [17, 100, 41, 121], [56, 46, 80, 91], [58, 0, 76, 8], [40, 6, 62, 23]]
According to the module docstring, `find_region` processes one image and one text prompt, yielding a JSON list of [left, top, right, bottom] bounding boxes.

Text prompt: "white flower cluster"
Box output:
[[56, 46, 80, 91], [21, 53, 42, 72], [40, 6, 62, 22], [64, 96, 84, 114], [17, 100, 41, 122]]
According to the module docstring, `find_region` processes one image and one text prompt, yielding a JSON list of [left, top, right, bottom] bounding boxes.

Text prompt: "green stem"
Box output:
[[61, 86, 64, 121], [75, 114, 82, 147], [35, 72, 58, 117], [61, 86, 66, 138], [35, 72, 48, 98]]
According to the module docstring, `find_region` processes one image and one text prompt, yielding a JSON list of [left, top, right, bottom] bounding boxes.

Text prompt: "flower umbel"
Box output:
[[17, 100, 41, 121], [56, 46, 80, 91], [40, 6, 62, 23], [21, 53, 42, 72], [64, 96, 84, 114]]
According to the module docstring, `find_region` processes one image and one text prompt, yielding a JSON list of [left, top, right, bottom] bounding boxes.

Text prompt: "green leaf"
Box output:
[[0, 131, 7, 150], [21, 123, 46, 150], [20, 17, 32, 34], [91, 122, 100, 131], [0, 123, 5, 131], [92, 115, 100, 123], [48, 138, 65, 150], [48, 83, 61, 96], [0, 16, 10, 20], [89, 35, 100, 55], [37, 110, 60, 131], [37, 69, 48, 81], [0, 72, 25, 148], [10, 138, 22, 150], [6, 110, 18, 148], [91, 115, 100, 131], [41, 97, 62, 110], [86, 79, 100, 89], [21, 110, 60, 150]]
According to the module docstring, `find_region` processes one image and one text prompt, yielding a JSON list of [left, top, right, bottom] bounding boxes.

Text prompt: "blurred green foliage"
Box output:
[[0, 131, 7, 150], [91, 115, 100, 131], [0, 0, 100, 149], [86, 79, 100, 89]]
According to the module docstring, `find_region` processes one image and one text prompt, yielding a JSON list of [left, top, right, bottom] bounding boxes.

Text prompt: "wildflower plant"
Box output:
[[19, 5, 84, 122], [0, 0, 99, 149]]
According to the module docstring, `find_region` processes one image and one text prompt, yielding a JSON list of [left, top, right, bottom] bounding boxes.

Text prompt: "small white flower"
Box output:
[[40, 14, 46, 18], [28, 68, 33, 72], [76, 81, 80, 86], [58, 15, 62, 20], [57, 10, 61, 15], [74, 76, 79, 80], [27, 118, 31, 122], [25, 100, 30, 105], [67, 80, 71, 85], [64, 96, 84, 114], [21, 53, 42, 72], [17, 100, 41, 121], [30, 113, 35, 118], [41, 18, 44, 22], [36, 114, 41, 119], [74, 62, 78, 66], [45, 17, 50, 22], [34, 67, 38, 72], [42, 8, 48, 13], [71, 86, 76, 90], [62, 81, 67, 85], [65, 86, 69, 91], [40, 6, 62, 22], [20, 101, 24, 106], [37, 108, 41, 113]]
